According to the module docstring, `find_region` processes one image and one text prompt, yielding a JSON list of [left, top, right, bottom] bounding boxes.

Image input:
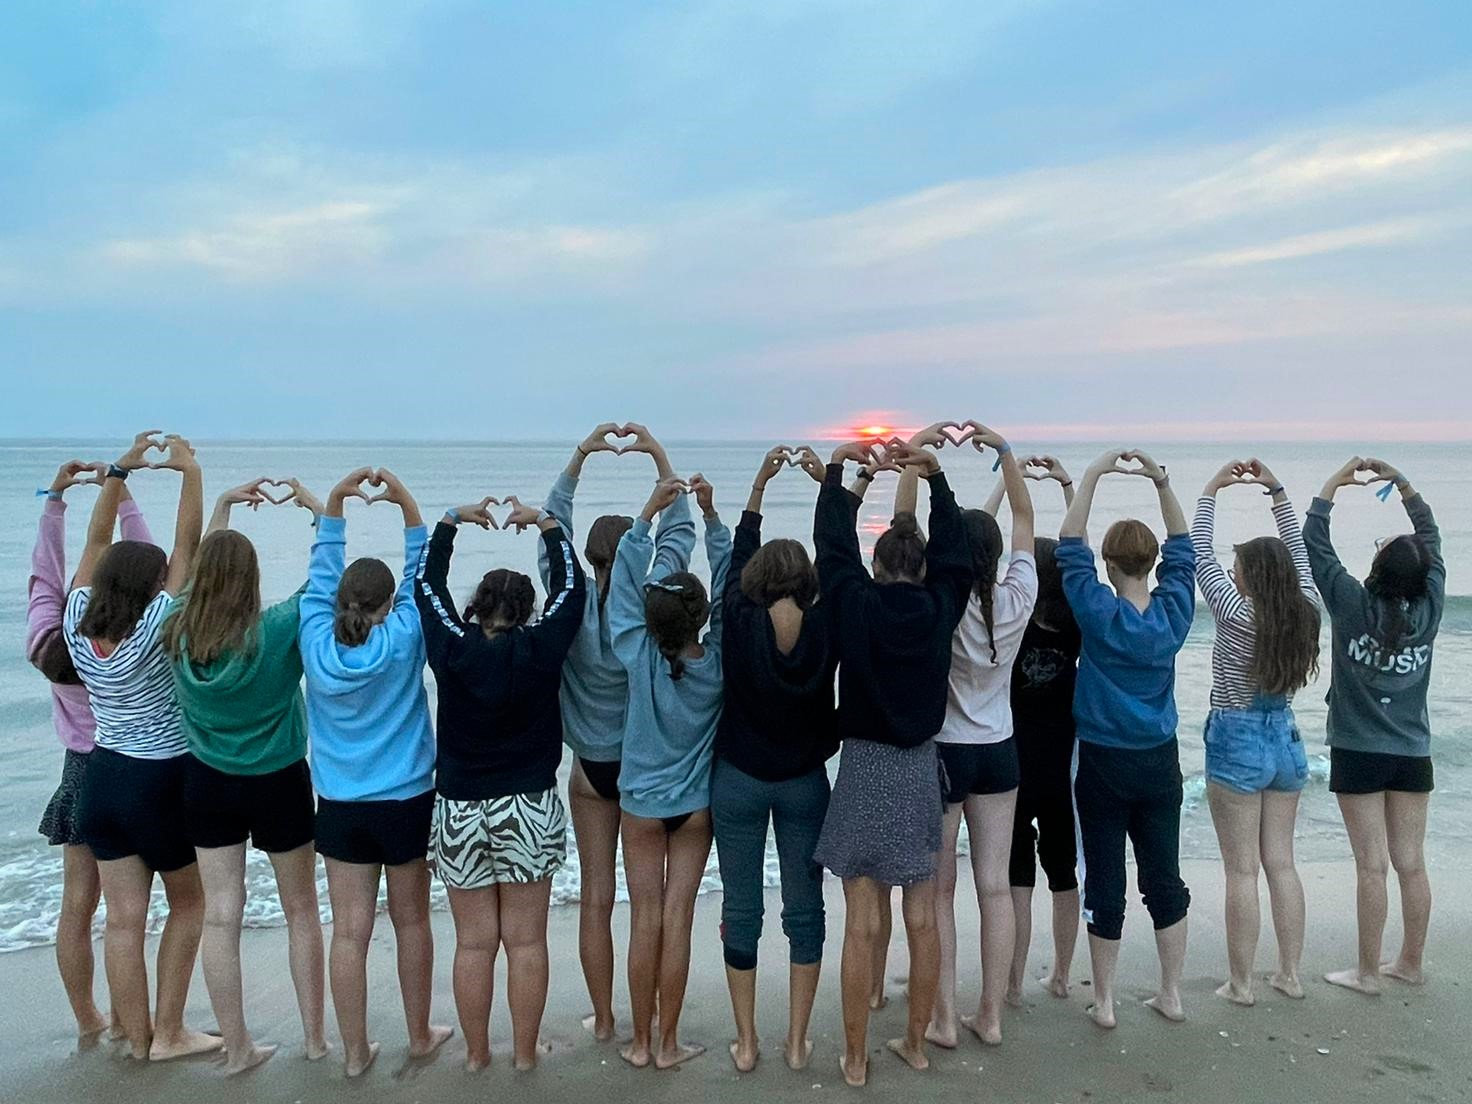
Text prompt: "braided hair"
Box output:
[[961, 509, 1003, 664]]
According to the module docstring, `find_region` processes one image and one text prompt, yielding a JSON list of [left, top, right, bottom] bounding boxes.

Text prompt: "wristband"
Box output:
[[106, 464, 129, 482], [991, 442, 1012, 472], [855, 470, 874, 483], [575, 445, 589, 459], [1376, 481, 1397, 502], [1060, 479, 1073, 488], [536, 509, 551, 525], [37, 488, 64, 500], [1152, 469, 1169, 487], [1263, 484, 1284, 497], [443, 509, 459, 525]]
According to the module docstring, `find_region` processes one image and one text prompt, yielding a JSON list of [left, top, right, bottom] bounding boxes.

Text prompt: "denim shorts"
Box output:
[[1202, 704, 1307, 795]]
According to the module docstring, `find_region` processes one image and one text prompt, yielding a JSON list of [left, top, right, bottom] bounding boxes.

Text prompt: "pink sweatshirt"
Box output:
[[27, 496, 153, 753]]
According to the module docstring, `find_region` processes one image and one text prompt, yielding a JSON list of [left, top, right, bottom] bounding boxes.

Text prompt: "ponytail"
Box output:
[[643, 572, 710, 681]]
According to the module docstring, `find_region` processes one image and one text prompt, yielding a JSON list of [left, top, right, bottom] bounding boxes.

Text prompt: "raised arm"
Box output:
[[152, 435, 204, 596], [895, 424, 953, 519], [620, 422, 676, 481], [503, 499, 587, 670], [651, 479, 696, 579], [1061, 449, 1129, 541], [414, 510, 477, 670], [1365, 457, 1444, 604], [28, 462, 105, 653], [746, 444, 791, 515], [206, 478, 271, 535], [371, 467, 422, 529], [73, 431, 161, 590], [1127, 450, 1185, 537], [1193, 461, 1252, 622], [1303, 457, 1371, 617], [608, 481, 683, 664], [704, 510, 734, 648], [968, 423, 1034, 553], [815, 442, 878, 600]]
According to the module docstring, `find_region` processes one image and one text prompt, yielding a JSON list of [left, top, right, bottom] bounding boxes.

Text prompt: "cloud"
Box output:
[[1186, 217, 1432, 269]]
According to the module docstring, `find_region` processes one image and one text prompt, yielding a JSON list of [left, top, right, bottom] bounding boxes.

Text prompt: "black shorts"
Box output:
[[1329, 747, 1434, 795], [316, 790, 436, 867], [183, 756, 315, 853], [579, 757, 621, 802], [938, 738, 1020, 803], [78, 747, 196, 872]]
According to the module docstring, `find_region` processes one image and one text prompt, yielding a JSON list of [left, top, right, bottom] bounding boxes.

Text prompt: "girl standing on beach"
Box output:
[[539, 423, 694, 1042], [1305, 457, 1443, 995], [29, 458, 150, 1041], [812, 439, 972, 1088], [417, 490, 586, 1071], [608, 473, 731, 1070], [163, 475, 330, 1074], [1193, 459, 1320, 1006], [712, 445, 836, 1072], [904, 423, 1035, 1051], [62, 431, 220, 1062], [299, 467, 454, 1077], [1057, 449, 1194, 1029]]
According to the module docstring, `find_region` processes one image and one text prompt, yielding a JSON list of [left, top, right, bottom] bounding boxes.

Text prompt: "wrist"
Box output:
[[443, 509, 459, 526], [106, 463, 130, 481]]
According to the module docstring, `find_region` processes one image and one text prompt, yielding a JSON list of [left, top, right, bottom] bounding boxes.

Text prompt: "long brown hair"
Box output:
[[962, 509, 1003, 663], [586, 514, 633, 608], [1235, 536, 1320, 696], [740, 538, 818, 609], [1365, 534, 1433, 651], [162, 530, 261, 664], [76, 540, 168, 643], [335, 558, 395, 647]]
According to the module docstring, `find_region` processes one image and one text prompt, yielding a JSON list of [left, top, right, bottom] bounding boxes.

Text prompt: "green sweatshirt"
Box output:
[[168, 590, 308, 775]]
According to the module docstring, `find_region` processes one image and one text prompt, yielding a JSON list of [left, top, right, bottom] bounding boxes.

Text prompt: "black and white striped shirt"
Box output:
[[1192, 496, 1319, 711], [63, 588, 187, 759]]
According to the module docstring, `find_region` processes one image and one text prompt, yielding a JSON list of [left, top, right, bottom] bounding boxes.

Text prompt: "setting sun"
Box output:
[[858, 424, 892, 438]]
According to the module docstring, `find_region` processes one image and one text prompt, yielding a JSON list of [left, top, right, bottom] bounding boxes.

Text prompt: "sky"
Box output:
[[2, 1, 1471, 441]]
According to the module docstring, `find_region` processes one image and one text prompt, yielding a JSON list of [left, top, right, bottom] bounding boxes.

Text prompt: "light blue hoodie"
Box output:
[[608, 511, 732, 820], [300, 515, 436, 802], [539, 472, 695, 763]]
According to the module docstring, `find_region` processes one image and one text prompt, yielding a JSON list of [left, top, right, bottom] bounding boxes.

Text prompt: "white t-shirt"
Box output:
[[937, 551, 1039, 745], [63, 588, 187, 760]]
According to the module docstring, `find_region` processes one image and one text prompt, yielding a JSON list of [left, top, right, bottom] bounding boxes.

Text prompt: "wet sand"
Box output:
[[0, 854, 1465, 1103]]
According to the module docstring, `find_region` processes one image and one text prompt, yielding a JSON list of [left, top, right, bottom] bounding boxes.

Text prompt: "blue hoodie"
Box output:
[[1055, 534, 1195, 750], [299, 515, 436, 802], [538, 472, 696, 763], [608, 511, 731, 820]]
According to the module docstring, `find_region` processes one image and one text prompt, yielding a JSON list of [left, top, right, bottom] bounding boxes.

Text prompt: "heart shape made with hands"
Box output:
[[59, 461, 108, 488], [257, 478, 297, 506]]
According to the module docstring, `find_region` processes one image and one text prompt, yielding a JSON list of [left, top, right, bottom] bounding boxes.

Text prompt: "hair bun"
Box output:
[[889, 512, 920, 538]]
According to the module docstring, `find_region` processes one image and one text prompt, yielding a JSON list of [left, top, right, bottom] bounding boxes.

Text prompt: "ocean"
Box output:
[[0, 438, 1466, 952]]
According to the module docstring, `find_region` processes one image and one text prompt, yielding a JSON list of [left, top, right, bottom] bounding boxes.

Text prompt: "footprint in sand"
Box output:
[[1376, 1055, 1434, 1075]]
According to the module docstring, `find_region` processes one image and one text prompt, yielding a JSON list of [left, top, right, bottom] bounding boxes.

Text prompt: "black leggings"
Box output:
[[1073, 738, 1189, 941]]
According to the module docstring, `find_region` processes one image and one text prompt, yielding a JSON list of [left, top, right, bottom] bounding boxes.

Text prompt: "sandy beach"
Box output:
[[1, 852, 1465, 1104]]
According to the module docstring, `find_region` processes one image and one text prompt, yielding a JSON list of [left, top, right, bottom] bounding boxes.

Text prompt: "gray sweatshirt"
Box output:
[[1303, 493, 1444, 758]]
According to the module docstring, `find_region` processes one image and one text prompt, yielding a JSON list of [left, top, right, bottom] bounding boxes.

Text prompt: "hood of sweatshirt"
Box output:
[[305, 615, 423, 698]]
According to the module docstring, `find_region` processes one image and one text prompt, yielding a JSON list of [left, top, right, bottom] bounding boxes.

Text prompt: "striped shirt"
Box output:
[[62, 588, 188, 759], [1191, 496, 1318, 710]]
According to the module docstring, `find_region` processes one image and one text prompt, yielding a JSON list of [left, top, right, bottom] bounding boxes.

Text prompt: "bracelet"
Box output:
[[575, 445, 588, 459], [106, 464, 129, 482], [991, 443, 1011, 472], [37, 488, 63, 500], [1263, 484, 1284, 496], [855, 470, 874, 483], [1060, 479, 1073, 488], [1152, 472, 1170, 487], [443, 509, 458, 525], [536, 509, 551, 525]]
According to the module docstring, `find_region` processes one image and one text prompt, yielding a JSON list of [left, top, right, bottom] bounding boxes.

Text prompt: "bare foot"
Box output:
[[304, 1036, 331, 1061], [729, 1038, 759, 1072], [785, 1038, 813, 1071], [465, 1050, 491, 1073], [840, 1054, 868, 1088], [108, 1020, 128, 1042], [1087, 1002, 1116, 1029], [1004, 984, 1024, 1009], [960, 1014, 1002, 1046], [78, 1010, 111, 1040], [513, 1039, 553, 1072], [409, 1025, 455, 1060], [620, 1040, 652, 1068], [1269, 972, 1305, 999], [886, 1037, 929, 1071], [655, 1041, 705, 1069], [149, 1030, 224, 1062], [346, 1041, 381, 1078], [1325, 968, 1381, 995], [582, 1012, 615, 1042], [869, 986, 888, 1011], [1380, 961, 1425, 985], [1215, 980, 1255, 1007], [1044, 973, 1070, 999], [1145, 993, 1185, 1022], [924, 1017, 958, 1049], [224, 1043, 278, 1076]]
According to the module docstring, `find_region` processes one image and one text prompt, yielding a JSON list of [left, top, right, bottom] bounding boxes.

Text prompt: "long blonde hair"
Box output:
[[163, 530, 261, 664]]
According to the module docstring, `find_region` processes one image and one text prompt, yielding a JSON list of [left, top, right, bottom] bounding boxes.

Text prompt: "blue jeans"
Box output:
[[1203, 696, 1307, 795], [710, 757, 830, 970]]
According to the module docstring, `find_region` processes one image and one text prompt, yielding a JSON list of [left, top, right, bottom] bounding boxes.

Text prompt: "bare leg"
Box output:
[[1085, 934, 1119, 1028], [725, 965, 758, 1071], [385, 860, 454, 1057], [1007, 886, 1032, 1006], [1382, 791, 1431, 983], [1048, 889, 1079, 996], [654, 811, 712, 1070], [870, 891, 892, 1009], [150, 863, 221, 1060], [1326, 793, 1388, 995], [57, 844, 108, 1037], [97, 856, 156, 1059], [619, 814, 667, 1068], [196, 844, 275, 1074], [786, 961, 819, 1070], [498, 879, 553, 1070], [1259, 790, 1305, 998], [569, 763, 620, 1041], [839, 878, 882, 1087], [324, 859, 381, 1077], [926, 806, 962, 1048], [1145, 918, 1187, 1022], [269, 844, 327, 1060], [962, 791, 1017, 1044], [889, 880, 938, 1071], [448, 885, 501, 1071], [1207, 783, 1262, 1006]]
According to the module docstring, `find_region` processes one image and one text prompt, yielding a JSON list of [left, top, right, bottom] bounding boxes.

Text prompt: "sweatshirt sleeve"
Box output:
[[117, 497, 153, 545], [1303, 497, 1366, 624], [651, 490, 696, 580], [1152, 534, 1198, 645], [523, 524, 587, 671], [1270, 497, 1318, 605], [299, 515, 345, 661], [1191, 496, 1248, 624], [415, 520, 471, 673], [26, 498, 67, 660], [538, 472, 578, 589], [703, 516, 734, 650], [814, 464, 867, 603], [1404, 493, 1446, 623], [1055, 537, 1118, 638], [923, 471, 974, 630], [609, 519, 656, 667]]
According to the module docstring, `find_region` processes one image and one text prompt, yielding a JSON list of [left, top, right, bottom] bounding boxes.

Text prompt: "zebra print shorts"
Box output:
[[429, 788, 568, 890]]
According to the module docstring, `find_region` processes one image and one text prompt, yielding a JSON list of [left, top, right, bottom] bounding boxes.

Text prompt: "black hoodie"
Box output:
[[814, 464, 971, 749], [716, 511, 839, 782]]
